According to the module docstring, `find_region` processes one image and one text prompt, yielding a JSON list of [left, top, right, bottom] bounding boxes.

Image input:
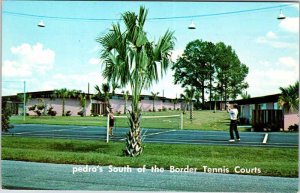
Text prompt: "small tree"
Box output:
[[122, 90, 129, 114], [2, 100, 13, 132], [184, 87, 195, 121], [240, 91, 251, 99], [171, 98, 178, 110], [278, 81, 299, 114], [54, 88, 78, 116], [151, 92, 159, 112]]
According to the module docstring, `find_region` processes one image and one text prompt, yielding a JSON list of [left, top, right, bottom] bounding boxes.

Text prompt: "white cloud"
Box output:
[[89, 58, 101, 65], [279, 17, 299, 33], [246, 56, 299, 97], [256, 32, 298, 49], [278, 57, 298, 68], [3, 43, 55, 77], [291, 4, 299, 10], [266, 31, 278, 39]]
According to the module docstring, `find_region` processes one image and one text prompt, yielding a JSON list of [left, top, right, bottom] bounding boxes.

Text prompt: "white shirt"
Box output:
[[229, 109, 238, 120]]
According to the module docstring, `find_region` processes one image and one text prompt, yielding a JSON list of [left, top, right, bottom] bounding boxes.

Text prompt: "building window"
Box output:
[[274, 102, 278, 110]]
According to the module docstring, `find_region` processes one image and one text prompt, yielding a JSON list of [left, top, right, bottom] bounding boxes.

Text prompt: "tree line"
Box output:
[[172, 40, 249, 109]]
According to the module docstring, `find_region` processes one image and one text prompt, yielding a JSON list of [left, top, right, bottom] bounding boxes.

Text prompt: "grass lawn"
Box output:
[[2, 136, 298, 177], [10, 110, 237, 131]]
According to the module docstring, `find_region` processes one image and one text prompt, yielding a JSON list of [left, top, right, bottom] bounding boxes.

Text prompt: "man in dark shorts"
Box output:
[[108, 107, 115, 136], [227, 103, 240, 142]]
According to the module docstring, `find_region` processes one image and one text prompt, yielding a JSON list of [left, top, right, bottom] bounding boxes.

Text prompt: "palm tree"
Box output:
[[111, 82, 121, 96], [151, 92, 159, 112], [184, 87, 196, 120], [122, 90, 129, 114], [102, 83, 111, 110], [97, 6, 175, 156], [171, 98, 178, 110], [278, 81, 299, 114], [241, 91, 251, 99], [54, 88, 77, 116], [54, 88, 69, 116], [78, 92, 87, 116]]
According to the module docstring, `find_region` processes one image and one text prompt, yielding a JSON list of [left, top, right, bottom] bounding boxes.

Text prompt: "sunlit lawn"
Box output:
[[10, 110, 234, 131], [2, 136, 298, 177]]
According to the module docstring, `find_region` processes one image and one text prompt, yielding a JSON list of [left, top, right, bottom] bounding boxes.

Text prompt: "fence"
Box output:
[[252, 110, 283, 131]]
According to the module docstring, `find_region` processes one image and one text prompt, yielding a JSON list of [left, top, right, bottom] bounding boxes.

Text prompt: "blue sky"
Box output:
[[2, 1, 299, 99]]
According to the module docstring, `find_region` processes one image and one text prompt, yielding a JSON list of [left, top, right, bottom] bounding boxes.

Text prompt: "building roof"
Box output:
[[2, 90, 183, 102], [231, 94, 281, 105]]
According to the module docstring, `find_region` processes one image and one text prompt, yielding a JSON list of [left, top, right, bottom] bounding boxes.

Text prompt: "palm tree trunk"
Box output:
[[189, 101, 193, 120], [124, 100, 127, 114], [62, 98, 65, 116], [152, 100, 155, 112], [124, 110, 143, 157]]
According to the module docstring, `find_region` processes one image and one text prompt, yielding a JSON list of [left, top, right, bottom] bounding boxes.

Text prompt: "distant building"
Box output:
[[205, 93, 298, 131], [231, 94, 298, 131], [2, 90, 184, 116]]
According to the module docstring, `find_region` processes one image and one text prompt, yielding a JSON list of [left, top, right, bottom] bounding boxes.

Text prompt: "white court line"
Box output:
[[14, 127, 89, 135], [143, 138, 266, 144], [143, 140, 297, 148], [262, 133, 269, 144], [119, 129, 176, 141], [143, 129, 176, 137]]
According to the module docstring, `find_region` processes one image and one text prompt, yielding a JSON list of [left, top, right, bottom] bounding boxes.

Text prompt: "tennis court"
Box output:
[[3, 124, 298, 148]]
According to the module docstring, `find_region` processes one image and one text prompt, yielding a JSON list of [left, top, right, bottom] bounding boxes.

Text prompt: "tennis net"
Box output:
[[106, 114, 183, 143]]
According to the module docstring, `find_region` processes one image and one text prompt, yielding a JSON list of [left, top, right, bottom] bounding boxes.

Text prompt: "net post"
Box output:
[[106, 114, 109, 143], [180, 112, 183, 130], [23, 81, 26, 121]]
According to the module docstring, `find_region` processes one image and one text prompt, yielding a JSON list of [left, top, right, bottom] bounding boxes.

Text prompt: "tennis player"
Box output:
[[227, 103, 240, 142], [108, 107, 115, 136]]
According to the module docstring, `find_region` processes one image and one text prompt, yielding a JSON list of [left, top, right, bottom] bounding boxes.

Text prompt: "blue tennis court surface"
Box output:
[[2, 124, 298, 148]]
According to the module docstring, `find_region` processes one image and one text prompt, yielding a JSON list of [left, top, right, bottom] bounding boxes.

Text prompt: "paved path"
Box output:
[[3, 124, 298, 148], [2, 160, 298, 192]]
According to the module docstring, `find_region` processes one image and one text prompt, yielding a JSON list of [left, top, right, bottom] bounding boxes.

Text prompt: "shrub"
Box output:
[[288, 124, 299, 132], [77, 110, 84, 117], [28, 105, 36, 111], [168, 107, 172, 110], [47, 107, 57, 116], [162, 106, 167, 111], [158, 109, 162, 112], [177, 108, 180, 111], [29, 104, 43, 116], [37, 104, 46, 111], [65, 111, 72, 116], [34, 110, 42, 116], [148, 109, 152, 112], [2, 100, 13, 132]]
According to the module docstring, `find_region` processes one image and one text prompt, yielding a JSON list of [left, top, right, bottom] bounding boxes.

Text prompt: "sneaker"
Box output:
[[229, 139, 235, 142], [236, 139, 241, 142]]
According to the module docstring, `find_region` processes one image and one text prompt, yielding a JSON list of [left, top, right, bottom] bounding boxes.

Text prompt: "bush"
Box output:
[[162, 106, 167, 111], [177, 108, 180, 111], [77, 110, 84, 117], [288, 124, 299, 132], [34, 110, 42, 116], [47, 107, 57, 116], [28, 105, 36, 111], [65, 111, 72, 116], [29, 104, 44, 116], [148, 109, 152, 112], [168, 108, 172, 110], [37, 104, 46, 111], [158, 109, 162, 112], [2, 100, 13, 132]]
